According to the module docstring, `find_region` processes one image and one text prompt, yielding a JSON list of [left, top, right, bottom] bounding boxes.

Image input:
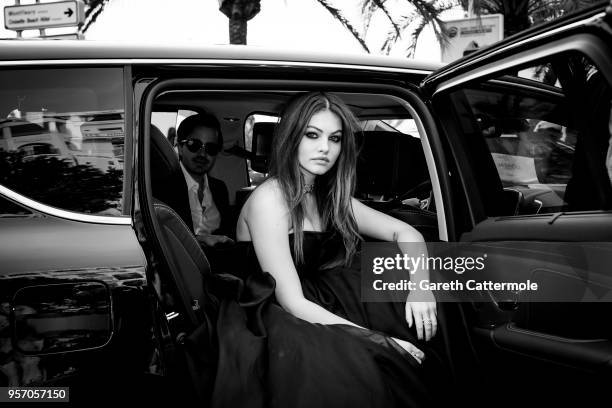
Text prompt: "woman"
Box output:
[[211, 92, 447, 408]]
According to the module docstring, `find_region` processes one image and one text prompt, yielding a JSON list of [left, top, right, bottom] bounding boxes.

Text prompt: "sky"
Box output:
[[1, 0, 465, 62]]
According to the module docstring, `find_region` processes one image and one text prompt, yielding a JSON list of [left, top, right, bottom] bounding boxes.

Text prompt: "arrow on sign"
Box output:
[[64, 8, 73, 17]]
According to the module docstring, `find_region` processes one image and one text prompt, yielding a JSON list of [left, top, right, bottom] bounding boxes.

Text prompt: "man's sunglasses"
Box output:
[[180, 139, 221, 156]]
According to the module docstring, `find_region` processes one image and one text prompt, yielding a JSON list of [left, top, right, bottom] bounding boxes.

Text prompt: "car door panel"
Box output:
[[422, 5, 612, 405], [0, 195, 157, 399]]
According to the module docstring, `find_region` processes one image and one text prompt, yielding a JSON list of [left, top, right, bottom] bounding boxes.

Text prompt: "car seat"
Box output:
[[149, 125, 221, 402], [235, 122, 276, 211], [356, 130, 429, 200], [355, 130, 438, 240], [250, 122, 275, 174], [150, 125, 194, 232]]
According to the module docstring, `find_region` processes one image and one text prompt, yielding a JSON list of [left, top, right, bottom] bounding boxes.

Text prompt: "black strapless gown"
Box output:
[[207, 232, 450, 408]]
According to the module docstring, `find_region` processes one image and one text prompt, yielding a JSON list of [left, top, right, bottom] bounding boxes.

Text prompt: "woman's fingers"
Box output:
[[405, 302, 414, 328], [424, 312, 436, 341], [429, 309, 438, 339], [424, 304, 438, 341], [392, 337, 425, 364], [409, 344, 425, 363], [415, 311, 424, 340], [409, 302, 438, 341], [406, 341, 425, 364]]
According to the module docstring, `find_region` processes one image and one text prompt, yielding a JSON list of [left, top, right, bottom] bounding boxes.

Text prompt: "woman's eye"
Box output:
[[305, 132, 318, 139], [329, 135, 342, 143]]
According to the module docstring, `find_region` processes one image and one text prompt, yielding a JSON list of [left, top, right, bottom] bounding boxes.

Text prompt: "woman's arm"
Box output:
[[244, 182, 424, 360], [351, 198, 437, 341], [246, 182, 365, 326]]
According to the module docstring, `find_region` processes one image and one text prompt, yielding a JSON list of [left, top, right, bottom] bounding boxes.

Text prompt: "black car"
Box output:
[[1, 3, 612, 406]]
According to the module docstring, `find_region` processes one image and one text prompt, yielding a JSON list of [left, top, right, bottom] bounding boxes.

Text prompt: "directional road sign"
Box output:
[[4, 0, 85, 31]]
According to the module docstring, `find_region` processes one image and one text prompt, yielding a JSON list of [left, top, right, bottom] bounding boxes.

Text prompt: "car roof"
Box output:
[[0, 40, 442, 72]]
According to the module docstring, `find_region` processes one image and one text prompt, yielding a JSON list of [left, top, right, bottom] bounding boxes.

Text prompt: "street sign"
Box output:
[[441, 14, 504, 63], [4, 0, 85, 31], [41, 33, 83, 40]]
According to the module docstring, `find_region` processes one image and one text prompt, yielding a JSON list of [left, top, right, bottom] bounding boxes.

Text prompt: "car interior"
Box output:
[[150, 90, 439, 243], [144, 88, 452, 399]]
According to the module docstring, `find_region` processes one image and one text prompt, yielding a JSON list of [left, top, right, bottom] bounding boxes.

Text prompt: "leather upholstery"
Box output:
[[150, 125, 194, 232], [356, 130, 429, 199], [250, 122, 275, 174]]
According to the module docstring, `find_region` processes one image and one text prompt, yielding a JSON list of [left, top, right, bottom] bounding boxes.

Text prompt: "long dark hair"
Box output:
[[269, 92, 361, 266]]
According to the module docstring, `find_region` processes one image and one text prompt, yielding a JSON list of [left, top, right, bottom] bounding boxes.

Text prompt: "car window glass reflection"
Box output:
[[451, 52, 612, 215], [0, 68, 125, 216]]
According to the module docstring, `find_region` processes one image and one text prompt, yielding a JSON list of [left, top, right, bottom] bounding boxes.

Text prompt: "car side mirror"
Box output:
[[12, 281, 113, 355]]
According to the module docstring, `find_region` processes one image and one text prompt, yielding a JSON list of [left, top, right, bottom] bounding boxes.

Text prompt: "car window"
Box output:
[[361, 118, 420, 136], [447, 52, 612, 215], [152, 109, 198, 146], [0, 68, 126, 216]]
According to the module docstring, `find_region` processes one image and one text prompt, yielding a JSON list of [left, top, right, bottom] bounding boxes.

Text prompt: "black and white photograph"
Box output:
[[1, 0, 611, 406]]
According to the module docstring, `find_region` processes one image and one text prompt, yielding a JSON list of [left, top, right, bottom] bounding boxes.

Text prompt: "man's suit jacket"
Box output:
[[208, 175, 233, 237]]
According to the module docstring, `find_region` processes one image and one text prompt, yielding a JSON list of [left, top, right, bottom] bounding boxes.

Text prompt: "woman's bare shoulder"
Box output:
[[253, 178, 284, 204], [237, 178, 289, 240], [241, 178, 287, 218]]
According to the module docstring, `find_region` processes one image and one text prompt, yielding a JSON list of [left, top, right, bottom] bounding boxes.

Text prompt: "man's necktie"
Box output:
[[197, 179, 205, 204]]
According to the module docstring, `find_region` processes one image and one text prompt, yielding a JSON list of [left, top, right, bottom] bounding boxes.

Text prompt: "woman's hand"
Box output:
[[391, 337, 425, 364], [405, 289, 437, 341]]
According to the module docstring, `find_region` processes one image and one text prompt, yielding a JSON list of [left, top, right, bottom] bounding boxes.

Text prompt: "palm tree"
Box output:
[[79, 0, 112, 34], [314, 0, 371, 52], [358, 0, 455, 56], [78, 0, 448, 55], [218, 0, 369, 49], [218, 0, 262, 44], [462, 0, 603, 37]]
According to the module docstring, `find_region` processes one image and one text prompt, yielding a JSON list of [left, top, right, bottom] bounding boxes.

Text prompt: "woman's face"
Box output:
[[297, 109, 342, 182]]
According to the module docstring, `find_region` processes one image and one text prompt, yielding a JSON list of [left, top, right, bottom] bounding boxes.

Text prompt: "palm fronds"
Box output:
[[316, 0, 370, 52], [79, 0, 111, 34]]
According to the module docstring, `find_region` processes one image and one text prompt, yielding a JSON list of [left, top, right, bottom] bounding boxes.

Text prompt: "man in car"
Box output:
[[177, 113, 233, 247]]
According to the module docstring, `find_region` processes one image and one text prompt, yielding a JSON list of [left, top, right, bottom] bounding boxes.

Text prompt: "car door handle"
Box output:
[[476, 323, 612, 371]]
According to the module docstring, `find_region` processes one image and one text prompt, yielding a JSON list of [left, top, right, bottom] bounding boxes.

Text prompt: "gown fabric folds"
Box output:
[[205, 231, 449, 408]]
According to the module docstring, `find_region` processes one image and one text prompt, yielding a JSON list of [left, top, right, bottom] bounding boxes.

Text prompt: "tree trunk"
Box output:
[[219, 0, 260, 45], [229, 16, 247, 44]]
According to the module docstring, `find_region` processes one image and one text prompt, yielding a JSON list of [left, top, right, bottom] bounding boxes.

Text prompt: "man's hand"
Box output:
[[196, 234, 234, 247]]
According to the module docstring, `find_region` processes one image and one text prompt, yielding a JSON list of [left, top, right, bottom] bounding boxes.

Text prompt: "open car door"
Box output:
[[420, 3, 612, 406]]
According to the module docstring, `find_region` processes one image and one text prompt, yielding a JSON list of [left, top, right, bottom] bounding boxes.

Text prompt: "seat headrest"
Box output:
[[150, 125, 194, 232], [251, 122, 276, 174]]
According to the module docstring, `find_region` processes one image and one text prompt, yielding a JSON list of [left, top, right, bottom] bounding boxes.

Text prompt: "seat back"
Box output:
[[250, 122, 276, 174], [236, 122, 276, 211], [356, 130, 429, 199], [152, 200, 216, 327], [150, 125, 194, 232], [152, 199, 219, 404]]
